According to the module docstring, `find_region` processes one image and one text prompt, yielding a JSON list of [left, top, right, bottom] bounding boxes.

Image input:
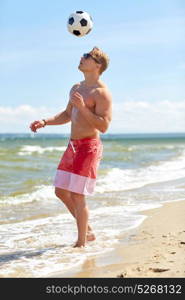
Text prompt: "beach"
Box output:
[[49, 200, 185, 278], [0, 133, 185, 277]]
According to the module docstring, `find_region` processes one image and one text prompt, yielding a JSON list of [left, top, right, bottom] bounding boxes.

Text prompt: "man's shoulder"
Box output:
[[72, 82, 81, 89], [95, 85, 112, 100], [70, 83, 81, 94]]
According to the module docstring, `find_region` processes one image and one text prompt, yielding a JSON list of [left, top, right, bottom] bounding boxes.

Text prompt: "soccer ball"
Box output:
[[67, 11, 93, 37]]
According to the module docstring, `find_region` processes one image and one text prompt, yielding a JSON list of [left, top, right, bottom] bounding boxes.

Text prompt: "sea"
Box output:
[[0, 132, 185, 277]]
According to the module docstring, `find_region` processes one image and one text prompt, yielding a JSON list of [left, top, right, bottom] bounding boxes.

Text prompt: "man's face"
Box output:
[[78, 53, 101, 73]]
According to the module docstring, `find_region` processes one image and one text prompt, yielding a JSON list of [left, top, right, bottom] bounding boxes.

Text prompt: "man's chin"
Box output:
[[78, 65, 83, 71]]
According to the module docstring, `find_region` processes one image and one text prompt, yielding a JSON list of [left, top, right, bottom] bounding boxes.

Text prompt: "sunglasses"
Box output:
[[83, 53, 101, 64]]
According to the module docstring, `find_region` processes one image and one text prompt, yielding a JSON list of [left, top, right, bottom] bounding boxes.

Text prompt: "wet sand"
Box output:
[[47, 200, 185, 278]]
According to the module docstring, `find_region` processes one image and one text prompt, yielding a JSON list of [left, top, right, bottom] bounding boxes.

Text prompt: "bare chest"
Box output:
[[77, 87, 96, 107], [71, 87, 96, 117]]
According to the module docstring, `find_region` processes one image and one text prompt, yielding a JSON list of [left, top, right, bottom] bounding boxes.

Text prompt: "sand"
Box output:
[[48, 200, 185, 278]]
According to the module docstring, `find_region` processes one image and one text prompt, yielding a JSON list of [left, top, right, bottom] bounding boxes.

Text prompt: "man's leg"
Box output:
[[55, 187, 76, 218], [55, 187, 95, 241], [71, 192, 89, 247]]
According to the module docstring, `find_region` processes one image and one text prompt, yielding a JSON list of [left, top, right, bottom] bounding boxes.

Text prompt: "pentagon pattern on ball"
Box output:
[[68, 17, 74, 25], [76, 11, 84, 14], [80, 18, 87, 26], [73, 30, 81, 36]]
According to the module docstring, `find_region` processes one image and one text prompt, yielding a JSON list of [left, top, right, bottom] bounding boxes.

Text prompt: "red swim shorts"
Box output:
[[53, 137, 103, 195]]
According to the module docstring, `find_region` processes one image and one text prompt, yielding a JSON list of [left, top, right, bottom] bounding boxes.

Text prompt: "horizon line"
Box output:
[[1, 132, 185, 135]]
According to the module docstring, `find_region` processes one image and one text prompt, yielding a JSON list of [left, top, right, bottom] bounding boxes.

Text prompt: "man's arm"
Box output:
[[44, 101, 72, 126], [71, 88, 112, 133], [30, 86, 76, 132]]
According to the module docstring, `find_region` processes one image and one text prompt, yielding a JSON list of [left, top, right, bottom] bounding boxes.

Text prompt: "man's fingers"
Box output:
[[30, 121, 38, 132], [75, 94, 81, 99], [71, 95, 81, 102], [74, 91, 81, 96], [73, 92, 81, 98], [71, 94, 78, 99]]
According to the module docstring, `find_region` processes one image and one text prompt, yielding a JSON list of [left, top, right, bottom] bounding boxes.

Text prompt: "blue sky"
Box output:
[[0, 0, 185, 133]]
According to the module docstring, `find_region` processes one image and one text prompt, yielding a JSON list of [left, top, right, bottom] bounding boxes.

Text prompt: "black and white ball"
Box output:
[[67, 11, 93, 37]]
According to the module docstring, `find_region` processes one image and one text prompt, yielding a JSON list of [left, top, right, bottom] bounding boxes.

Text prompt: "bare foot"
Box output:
[[73, 242, 85, 248], [87, 231, 96, 242], [73, 232, 96, 247]]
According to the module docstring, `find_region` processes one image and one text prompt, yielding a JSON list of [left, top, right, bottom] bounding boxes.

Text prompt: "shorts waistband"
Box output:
[[70, 137, 101, 143], [69, 137, 103, 153]]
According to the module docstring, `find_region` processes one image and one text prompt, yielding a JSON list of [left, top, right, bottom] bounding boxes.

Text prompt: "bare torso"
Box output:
[[70, 81, 107, 139]]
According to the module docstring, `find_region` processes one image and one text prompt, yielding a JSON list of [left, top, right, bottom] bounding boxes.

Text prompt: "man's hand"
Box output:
[[70, 92, 86, 110], [30, 120, 45, 132]]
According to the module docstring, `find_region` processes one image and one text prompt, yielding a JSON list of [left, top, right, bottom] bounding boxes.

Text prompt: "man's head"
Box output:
[[78, 47, 109, 75]]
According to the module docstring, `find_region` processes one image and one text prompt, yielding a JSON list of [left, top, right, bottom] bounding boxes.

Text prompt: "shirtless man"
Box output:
[[30, 47, 112, 247]]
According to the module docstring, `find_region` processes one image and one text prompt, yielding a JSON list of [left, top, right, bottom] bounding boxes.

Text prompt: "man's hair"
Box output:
[[89, 47, 109, 75]]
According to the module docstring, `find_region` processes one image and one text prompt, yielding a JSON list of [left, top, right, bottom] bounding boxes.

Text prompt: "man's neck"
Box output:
[[83, 72, 100, 87]]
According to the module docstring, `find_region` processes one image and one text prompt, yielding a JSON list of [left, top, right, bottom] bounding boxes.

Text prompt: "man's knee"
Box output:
[[71, 192, 86, 207], [55, 187, 70, 200]]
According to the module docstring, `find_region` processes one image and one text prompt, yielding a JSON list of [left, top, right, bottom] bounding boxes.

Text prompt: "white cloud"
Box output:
[[0, 105, 70, 133], [110, 100, 185, 133], [0, 101, 185, 133]]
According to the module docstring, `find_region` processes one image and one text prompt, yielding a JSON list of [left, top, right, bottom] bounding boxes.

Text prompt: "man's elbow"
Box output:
[[64, 110, 71, 122], [100, 129, 107, 134], [100, 122, 109, 133]]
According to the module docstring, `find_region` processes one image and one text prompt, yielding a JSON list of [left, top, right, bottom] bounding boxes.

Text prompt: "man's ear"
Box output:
[[96, 64, 101, 73]]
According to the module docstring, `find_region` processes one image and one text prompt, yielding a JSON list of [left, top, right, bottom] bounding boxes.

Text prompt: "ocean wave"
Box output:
[[95, 149, 185, 193], [18, 145, 66, 155], [0, 203, 149, 277], [0, 185, 54, 206], [127, 144, 179, 152], [2, 149, 185, 205]]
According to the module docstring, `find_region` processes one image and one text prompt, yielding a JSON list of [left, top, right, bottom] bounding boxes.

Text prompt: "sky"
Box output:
[[0, 0, 185, 133]]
